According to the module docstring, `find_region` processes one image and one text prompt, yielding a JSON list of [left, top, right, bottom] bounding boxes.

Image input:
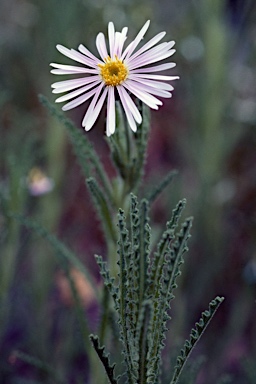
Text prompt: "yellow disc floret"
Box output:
[[98, 56, 128, 86]]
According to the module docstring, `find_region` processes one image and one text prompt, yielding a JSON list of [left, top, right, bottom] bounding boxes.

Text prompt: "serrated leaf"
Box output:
[[90, 334, 118, 384], [147, 218, 193, 383], [138, 199, 151, 307], [116, 209, 135, 383], [135, 300, 152, 384], [170, 296, 224, 384], [148, 199, 186, 291], [95, 254, 118, 305]]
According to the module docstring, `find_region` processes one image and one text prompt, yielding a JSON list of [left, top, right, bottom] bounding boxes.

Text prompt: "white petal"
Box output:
[[70, 48, 96, 67], [131, 62, 176, 73], [52, 76, 100, 92], [96, 32, 108, 61], [78, 44, 103, 64], [106, 87, 115, 136], [128, 45, 176, 69], [50, 63, 97, 75], [129, 51, 177, 70], [122, 27, 128, 37], [117, 86, 137, 132], [127, 41, 173, 64], [123, 80, 162, 109], [108, 22, 115, 58], [116, 27, 128, 56], [117, 86, 142, 124], [128, 75, 174, 91], [121, 41, 133, 61], [82, 83, 104, 127], [55, 80, 101, 103], [127, 31, 166, 62], [145, 47, 176, 62], [50, 69, 85, 75], [146, 88, 172, 98], [83, 87, 108, 131], [126, 80, 172, 98], [56, 45, 96, 68], [62, 86, 99, 111], [113, 32, 122, 57], [129, 40, 175, 63], [122, 20, 150, 60], [130, 73, 179, 81]]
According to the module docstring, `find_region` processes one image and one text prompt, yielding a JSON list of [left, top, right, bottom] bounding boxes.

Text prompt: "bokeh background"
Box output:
[[1, 0, 256, 383]]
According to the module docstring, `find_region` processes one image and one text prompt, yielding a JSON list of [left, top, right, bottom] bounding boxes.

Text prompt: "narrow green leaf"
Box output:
[[164, 218, 193, 305], [171, 356, 205, 384], [147, 218, 193, 383], [167, 199, 187, 231], [127, 194, 140, 330], [90, 334, 118, 384], [94, 254, 118, 304], [148, 199, 186, 293], [138, 199, 151, 307], [116, 209, 135, 383], [170, 296, 224, 384], [147, 170, 178, 204], [135, 300, 152, 384]]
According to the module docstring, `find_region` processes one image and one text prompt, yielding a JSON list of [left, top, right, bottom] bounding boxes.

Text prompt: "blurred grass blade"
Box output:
[[39, 95, 113, 204], [9, 212, 99, 300], [13, 350, 65, 384], [147, 170, 178, 204]]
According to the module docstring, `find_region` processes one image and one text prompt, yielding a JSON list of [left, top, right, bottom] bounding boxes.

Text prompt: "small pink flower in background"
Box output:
[[27, 167, 54, 196], [56, 268, 95, 307], [50, 20, 179, 136]]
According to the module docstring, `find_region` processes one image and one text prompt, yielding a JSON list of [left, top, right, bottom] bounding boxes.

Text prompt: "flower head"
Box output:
[[50, 20, 179, 136]]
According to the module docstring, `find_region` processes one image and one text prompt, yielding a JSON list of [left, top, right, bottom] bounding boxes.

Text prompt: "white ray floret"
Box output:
[[50, 20, 179, 136]]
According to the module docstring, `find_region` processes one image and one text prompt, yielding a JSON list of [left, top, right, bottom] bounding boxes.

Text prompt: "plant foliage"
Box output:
[[92, 194, 223, 384], [89, 334, 118, 384]]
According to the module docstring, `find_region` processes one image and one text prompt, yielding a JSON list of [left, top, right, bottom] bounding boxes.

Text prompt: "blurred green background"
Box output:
[[1, 0, 256, 383]]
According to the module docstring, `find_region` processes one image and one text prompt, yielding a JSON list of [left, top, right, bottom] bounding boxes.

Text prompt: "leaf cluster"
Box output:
[[91, 194, 223, 384]]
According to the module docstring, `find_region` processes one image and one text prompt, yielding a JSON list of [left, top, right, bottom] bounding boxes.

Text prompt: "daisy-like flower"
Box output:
[[50, 20, 179, 136]]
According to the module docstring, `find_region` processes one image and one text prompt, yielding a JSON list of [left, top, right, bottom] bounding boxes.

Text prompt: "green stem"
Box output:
[[98, 287, 111, 343]]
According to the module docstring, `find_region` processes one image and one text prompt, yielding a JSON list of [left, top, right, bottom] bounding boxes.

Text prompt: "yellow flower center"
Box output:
[[98, 56, 128, 86]]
